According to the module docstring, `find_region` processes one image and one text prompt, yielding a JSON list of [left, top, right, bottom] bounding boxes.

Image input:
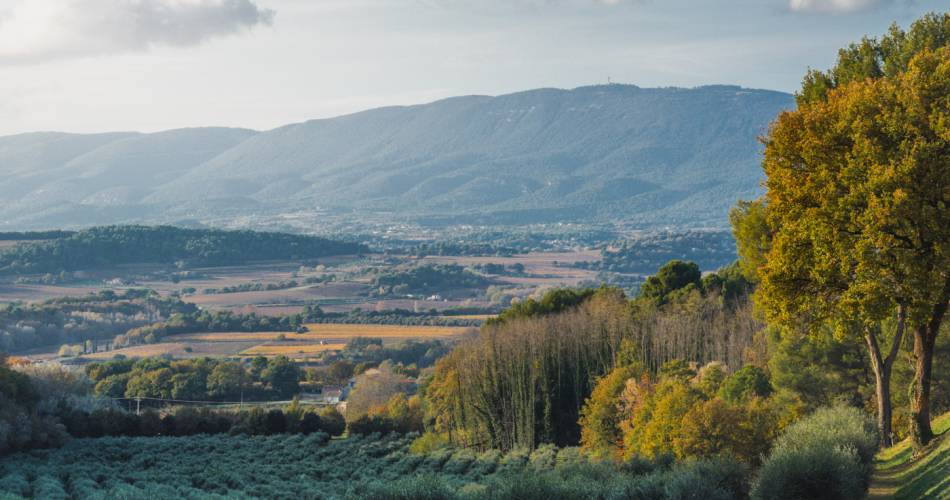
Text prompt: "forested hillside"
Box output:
[[0, 85, 792, 229], [0, 225, 366, 274]]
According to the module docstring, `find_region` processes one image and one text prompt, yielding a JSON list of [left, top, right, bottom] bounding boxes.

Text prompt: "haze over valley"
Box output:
[[2, 84, 791, 231]]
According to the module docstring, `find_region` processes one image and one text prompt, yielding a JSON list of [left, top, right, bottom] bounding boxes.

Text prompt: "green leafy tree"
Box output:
[[170, 372, 206, 401], [637, 260, 702, 304], [758, 35, 950, 445], [717, 366, 772, 404], [207, 362, 246, 400], [262, 356, 301, 399], [729, 199, 770, 283]]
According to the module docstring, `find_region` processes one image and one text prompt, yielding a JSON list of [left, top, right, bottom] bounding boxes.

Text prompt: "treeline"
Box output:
[[337, 338, 451, 369], [403, 242, 518, 258], [116, 309, 309, 347], [425, 262, 759, 451], [58, 403, 345, 441], [573, 230, 737, 275], [0, 356, 72, 454], [87, 355, 302, 401], [0, 289, 194, 352], [470, 262, 527, 276], [201, 278, 315, 294], [372, 264, 493, 296], [0, 355, 346, 455], [303, 305, 483, 327], [0, 225, 367, 275], [0, 230, 74, 241]]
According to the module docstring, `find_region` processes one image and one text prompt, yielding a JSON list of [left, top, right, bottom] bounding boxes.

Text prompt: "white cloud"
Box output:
[[788, 0, 889, 13], [0, 0, 274, 65]]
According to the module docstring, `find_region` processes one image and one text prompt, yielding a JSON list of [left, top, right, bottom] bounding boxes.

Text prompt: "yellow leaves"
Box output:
[[759, 44, 950, 331]]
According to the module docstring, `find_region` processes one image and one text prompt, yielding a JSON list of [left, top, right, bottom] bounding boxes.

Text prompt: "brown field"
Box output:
[[0, 284, 104, 302], [172, 332, 297, 342], [241, 343, 347, 356], [40, 322, 468, 362], [184, 282, 369, 308], [441, 314, 496, 320]]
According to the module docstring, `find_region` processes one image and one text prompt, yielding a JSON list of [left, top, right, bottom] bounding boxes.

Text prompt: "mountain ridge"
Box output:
[[0, 84, 794, 230]]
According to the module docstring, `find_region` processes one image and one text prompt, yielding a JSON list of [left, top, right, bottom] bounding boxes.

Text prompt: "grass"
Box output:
[[869, 411, 950, 499], [241, 343, 347, 356]]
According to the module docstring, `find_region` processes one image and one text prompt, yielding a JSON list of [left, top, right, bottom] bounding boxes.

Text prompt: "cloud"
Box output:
[[788, 0, 891, 13], [0, 0, 275, 64]]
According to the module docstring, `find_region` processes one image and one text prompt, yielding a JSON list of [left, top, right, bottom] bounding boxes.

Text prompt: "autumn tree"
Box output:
[[579, 363, 644, 460], [758, 43, 950, 445]]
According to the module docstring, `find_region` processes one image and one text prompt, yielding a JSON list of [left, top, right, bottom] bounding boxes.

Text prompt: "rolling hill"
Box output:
[[0, 84, 793, 230]]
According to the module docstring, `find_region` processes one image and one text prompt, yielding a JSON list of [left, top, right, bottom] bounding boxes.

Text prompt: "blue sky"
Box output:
[[0, 0, 942, 135]]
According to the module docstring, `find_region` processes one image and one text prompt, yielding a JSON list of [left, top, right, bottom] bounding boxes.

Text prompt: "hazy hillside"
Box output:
[[0, 84, 793, 229]]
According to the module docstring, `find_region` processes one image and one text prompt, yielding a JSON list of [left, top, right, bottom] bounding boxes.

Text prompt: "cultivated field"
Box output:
[[302, 323, 474, 340], [62, 340, 263, 361], [26, 323, 475, 363], [240, 343, 348, 356]]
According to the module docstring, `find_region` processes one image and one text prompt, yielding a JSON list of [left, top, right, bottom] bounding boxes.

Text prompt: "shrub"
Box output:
[[348, 414, 396, 435], [410, 433, 450, 454], [355, 474, 455, 500], [319, 406, 346, 436], [265, 409, 287, 434], [299, 411, 322, 434], [751, 404, 879, 500], [662, 457, 748, 500]]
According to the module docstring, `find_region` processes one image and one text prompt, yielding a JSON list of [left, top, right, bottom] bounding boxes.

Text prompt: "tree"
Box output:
[[717, 366, 772, 404], [673, 397, 778, 465], [579, 363, 643, 460], [262, 356, 300, 399], [207, 362, 246, 400], [326, 360, 355, 384], [758, 43, 950, 445], [345, 361, 410, 421], [729, 199, 770, 283], [637, 260, 702, 304], [170, 372, 205, 401]]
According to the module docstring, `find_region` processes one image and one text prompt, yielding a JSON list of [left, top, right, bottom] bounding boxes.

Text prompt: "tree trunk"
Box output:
[[911, 288, 948, 447], [864, 307, 905, 447], [911, 325, 935, 446]]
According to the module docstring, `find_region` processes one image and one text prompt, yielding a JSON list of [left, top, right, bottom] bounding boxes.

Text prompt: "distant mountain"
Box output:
[[0, 84, 793, 230]]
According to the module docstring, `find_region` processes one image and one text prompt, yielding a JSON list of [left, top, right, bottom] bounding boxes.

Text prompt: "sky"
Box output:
[[0, 0, 942, 135]]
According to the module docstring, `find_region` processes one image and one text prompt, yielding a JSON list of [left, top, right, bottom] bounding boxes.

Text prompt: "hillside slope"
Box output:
[[0, 85, 793, 230], [870, 412, 950, 499]]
